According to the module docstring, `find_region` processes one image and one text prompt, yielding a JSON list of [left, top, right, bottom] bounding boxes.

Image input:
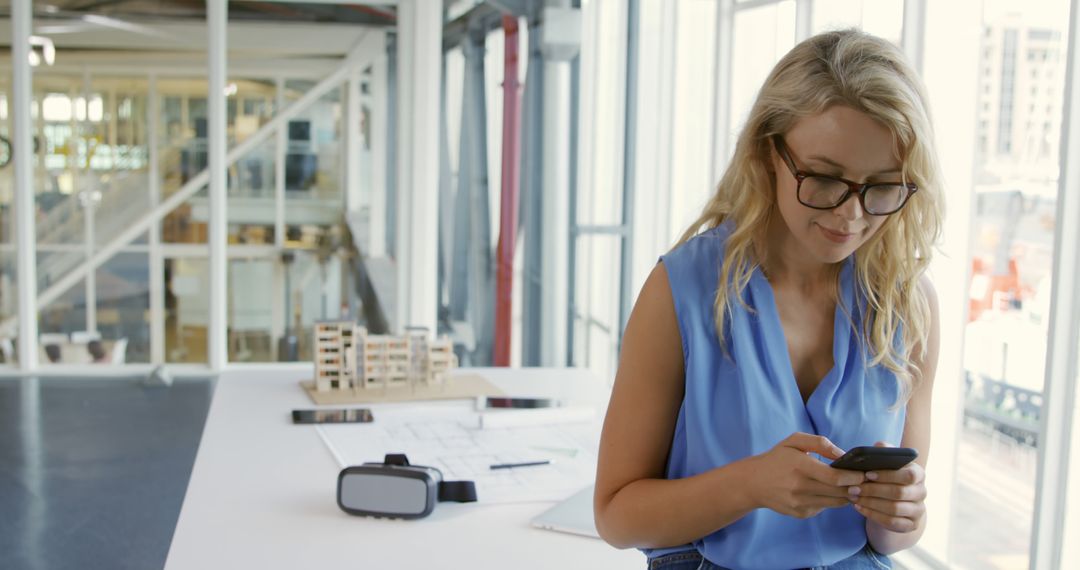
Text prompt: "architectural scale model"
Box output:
[[313, 321, 458, 393]]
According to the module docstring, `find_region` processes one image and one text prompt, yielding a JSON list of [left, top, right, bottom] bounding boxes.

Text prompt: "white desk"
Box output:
[[165, 367, 644, 569]]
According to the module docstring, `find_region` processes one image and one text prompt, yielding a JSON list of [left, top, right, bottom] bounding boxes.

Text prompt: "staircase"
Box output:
[[35, 170, 152, 295]]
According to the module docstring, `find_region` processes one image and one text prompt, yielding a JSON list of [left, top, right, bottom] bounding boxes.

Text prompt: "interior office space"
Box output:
[[1, 0, 1080, 568]]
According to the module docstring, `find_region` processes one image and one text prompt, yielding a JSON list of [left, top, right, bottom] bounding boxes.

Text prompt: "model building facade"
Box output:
[[313, 321, 457, 392]]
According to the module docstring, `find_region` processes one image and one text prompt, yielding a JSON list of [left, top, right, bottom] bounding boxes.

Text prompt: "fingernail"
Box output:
[[866, 472, 879, 481], [847, 486, 861, 496]]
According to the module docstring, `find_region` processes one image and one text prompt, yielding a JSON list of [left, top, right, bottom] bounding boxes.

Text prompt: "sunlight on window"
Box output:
[[1064, 344, 1080, 567], [729, 1, 796, 167], [952, 0, 1070, 567], [670, 0, 719, 242], [812, 0, 904, 44], [42, 94, 72, 122]]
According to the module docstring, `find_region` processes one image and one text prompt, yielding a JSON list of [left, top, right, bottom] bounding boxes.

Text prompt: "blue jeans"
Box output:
[[647, 543, 892, 570]]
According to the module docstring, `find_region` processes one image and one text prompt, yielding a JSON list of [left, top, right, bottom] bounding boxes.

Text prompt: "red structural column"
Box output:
[[494, 15, 522, 366]]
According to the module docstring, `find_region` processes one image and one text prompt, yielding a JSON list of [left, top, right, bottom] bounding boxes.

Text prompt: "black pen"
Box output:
[[489, 460, 552, 470]]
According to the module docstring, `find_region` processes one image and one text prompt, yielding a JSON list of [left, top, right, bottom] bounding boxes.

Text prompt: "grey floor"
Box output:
[[0, 376, 213, 570]]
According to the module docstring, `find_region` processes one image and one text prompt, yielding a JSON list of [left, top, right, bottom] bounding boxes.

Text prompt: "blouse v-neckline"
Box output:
[[751, 260, 852, 411]]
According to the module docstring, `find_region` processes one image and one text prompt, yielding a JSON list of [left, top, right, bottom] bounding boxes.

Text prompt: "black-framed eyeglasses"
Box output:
[[772, 136, 917, 216]]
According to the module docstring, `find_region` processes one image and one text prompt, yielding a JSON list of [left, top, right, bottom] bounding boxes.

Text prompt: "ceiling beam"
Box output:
[[243, 0, 399, 4], [0, 19, 379, 55]]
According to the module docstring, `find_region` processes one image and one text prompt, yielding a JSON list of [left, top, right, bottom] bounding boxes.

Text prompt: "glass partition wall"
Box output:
[[2, 26, 387, 367], [0, 63, 14, 364]]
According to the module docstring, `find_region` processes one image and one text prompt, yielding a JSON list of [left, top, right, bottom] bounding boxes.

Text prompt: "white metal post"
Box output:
[[84, 184, 97, 334], [540, 1, 575, 366], [902, 0, 927, 75], [13, 0, 37, 369], [82, 70, 97, 336], [148, 74, 165, 364], [370, 54, 388, 258], [627, 0, 678, 302], [274, 76, 286, 249], [710, 0, 734, 185], [1031, 0, 1080, 565], [794, 0, 813, 42], [181, 95, 189, 144], [35, 89, 44, 174], [395, 0, 441, 334], [919, 0, 981, 563], [346, 65, 363, 215], [32, 59, 358, 314], [208, 0, 228, 369], [271, 78, 286, 360]]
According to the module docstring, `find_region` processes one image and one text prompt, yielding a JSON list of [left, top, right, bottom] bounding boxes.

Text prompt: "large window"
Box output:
[[950, 0, 1070, 566], [5, 28, 383, 367], [612, 0, 1080, 567], [0, 72, 16, 365]]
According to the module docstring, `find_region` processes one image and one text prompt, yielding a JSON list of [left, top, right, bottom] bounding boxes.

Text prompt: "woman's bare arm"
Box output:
[[594, 263, 861, 549], [861, 275, 940, 554]]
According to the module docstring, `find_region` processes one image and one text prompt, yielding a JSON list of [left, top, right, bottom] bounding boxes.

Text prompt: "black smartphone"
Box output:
[[482, 397, 559, 409], [292, 408, 373, 424], [830, 446, 917, 471]]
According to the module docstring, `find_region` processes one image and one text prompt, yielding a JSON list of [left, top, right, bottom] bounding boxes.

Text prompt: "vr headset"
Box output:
[[336, 453, 477, 519]]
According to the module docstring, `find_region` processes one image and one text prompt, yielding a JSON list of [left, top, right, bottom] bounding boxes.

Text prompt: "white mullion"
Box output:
[[369, 54, 388, 258], [149, 74, 166, 365], [733, 0, 789, 13], [1030, 0, 1080, 565], [207, 0, 228, 370], [13, 0, 39, 369], [710, 0, 735, 186], [795, 0, 813, 42], [275, 76, 286, 249], [916, 0, 982, 564], [902, 0, 927, 74]]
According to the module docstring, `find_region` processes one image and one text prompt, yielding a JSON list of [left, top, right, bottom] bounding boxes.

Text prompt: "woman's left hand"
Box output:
[[847, 442, 926, 533]]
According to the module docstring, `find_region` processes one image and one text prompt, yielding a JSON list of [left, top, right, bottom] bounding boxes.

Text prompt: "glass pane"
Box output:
[[36, 244, 84, 298], [0, 72, 16, 365], [165, 257, 209, 364], [435, 24, 529, 367], [229, 137, 276, 246], [228, 258, 276, 362], [37, 272, 88, 364], [35, 77, 91, 248], [0, 247, 15, 366], [91, 80, 151, 248], [286, 250, 341, 362], [579, 0, 626, 227], [670, 0, 719, 234], [953, 0, 1070, 566], [163, 188, 209, 244], [158, 78, 233, 246], [571, 234, 622, 383], [36, 248, 147, 365], [158, 81, 208, 245], [811, 0, 904, 46], [283, 80, 342, 244], [228, 77, 278, 247], [1064, 332, 1080, 567], [96, 252, 149, 364], [729, 1, 796, 172]]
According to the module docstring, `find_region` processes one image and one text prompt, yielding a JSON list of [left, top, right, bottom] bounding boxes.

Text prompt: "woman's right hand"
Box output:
[[746, 432, 866, 519]]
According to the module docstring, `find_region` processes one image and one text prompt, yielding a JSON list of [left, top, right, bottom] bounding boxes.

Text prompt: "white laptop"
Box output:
[[530, 485, 600, 538]]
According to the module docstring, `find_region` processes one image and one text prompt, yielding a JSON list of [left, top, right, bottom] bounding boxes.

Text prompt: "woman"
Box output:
[[594, 29, 943, 570]]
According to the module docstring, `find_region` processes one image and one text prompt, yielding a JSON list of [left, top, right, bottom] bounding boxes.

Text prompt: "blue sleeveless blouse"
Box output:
[[646, 222, 905, 569]]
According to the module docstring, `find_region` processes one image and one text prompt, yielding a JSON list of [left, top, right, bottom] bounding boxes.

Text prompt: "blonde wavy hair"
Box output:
[[676, 29, 943, 403]]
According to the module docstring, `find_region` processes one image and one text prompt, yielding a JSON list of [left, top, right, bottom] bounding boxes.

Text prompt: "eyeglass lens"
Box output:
[[800, 176, 907, 214]]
